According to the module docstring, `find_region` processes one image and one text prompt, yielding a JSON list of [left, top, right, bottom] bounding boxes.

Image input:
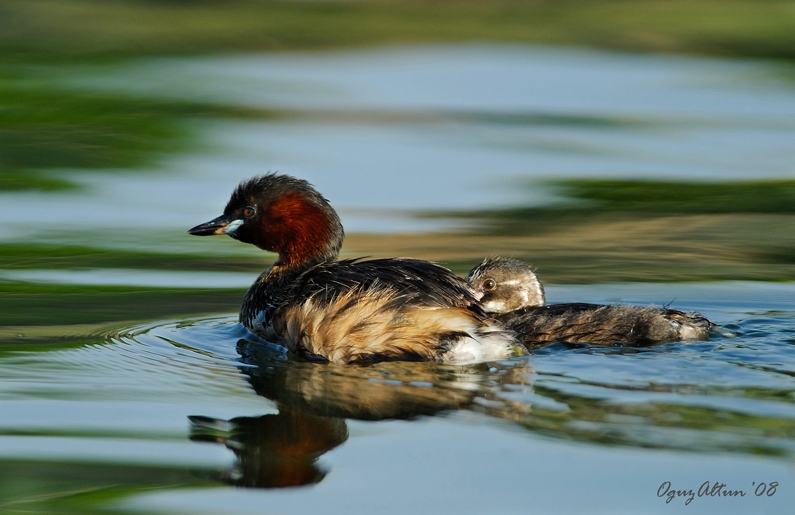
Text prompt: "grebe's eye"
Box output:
[[483, 279, 496, 291], [243, 207, 256, 218]]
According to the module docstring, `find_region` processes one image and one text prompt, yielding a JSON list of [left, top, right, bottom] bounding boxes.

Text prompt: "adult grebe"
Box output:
[[189, 174, 516, 364]]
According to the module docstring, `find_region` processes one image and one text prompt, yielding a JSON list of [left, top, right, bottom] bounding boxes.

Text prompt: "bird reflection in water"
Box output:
[[189, 338, 534, 488], [189, 408, 346, 488]]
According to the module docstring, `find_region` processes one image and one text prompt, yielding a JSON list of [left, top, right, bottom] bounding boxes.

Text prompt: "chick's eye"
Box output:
[[243, 207, 255, 218], [483, 279, 496, 291]]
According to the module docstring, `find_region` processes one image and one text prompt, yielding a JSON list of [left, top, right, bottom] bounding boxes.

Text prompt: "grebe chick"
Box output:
[[466, 257, 715, 347], [189, 174, 515, 364], [465, 256, 545, 311]]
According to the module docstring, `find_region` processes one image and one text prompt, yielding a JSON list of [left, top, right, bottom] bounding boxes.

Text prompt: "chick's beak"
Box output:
[[188, 214, 241, 236]]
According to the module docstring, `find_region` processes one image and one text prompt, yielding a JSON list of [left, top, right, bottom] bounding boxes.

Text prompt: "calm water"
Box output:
[[2, 45, 795, 514]]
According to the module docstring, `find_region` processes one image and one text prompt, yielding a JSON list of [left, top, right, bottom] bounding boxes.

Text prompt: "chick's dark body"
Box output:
[[492, 302, 714, 348]]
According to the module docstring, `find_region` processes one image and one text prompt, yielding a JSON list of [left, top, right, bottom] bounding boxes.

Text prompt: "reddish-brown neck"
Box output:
[[257, 193, 342, 266]]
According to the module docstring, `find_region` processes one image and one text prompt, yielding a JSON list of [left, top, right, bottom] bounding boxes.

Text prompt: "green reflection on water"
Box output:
[[563, 179, 795, 214], [0, 460, 215, 515], [0, 244, 266, 272], [0, 284, 243, 327], [0, 84, 183, 174], [0, 71, 282, 192], [440, 178, 795, 235]]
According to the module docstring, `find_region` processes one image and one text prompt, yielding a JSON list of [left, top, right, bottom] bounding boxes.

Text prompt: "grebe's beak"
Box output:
[[188, 214, 243, 236]]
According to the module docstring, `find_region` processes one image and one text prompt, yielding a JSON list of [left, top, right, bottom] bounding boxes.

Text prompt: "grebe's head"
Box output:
[[189, 174, 344, 266], [465, 257, 545, 313]]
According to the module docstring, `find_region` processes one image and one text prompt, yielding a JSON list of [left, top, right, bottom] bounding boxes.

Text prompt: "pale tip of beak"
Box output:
[[224, 219, 244, 235]]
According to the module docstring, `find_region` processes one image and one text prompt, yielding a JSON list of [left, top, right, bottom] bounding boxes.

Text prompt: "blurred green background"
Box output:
[[3, 0, 795, 60], [1, 0, 794, 328]]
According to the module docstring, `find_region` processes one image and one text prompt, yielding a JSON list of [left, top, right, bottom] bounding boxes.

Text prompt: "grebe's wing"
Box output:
[[289, 258, 482, 311]]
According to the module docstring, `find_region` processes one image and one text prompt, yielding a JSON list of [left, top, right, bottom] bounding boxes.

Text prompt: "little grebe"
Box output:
[[466, 257, 715, 347], [189, 174, 516, 364]]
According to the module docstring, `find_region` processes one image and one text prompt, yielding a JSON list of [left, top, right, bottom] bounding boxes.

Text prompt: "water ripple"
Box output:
[[0, 316, 254, 401]]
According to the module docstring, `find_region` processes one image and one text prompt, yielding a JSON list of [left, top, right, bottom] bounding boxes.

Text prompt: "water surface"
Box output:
[[3, 280, 795, 514]]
